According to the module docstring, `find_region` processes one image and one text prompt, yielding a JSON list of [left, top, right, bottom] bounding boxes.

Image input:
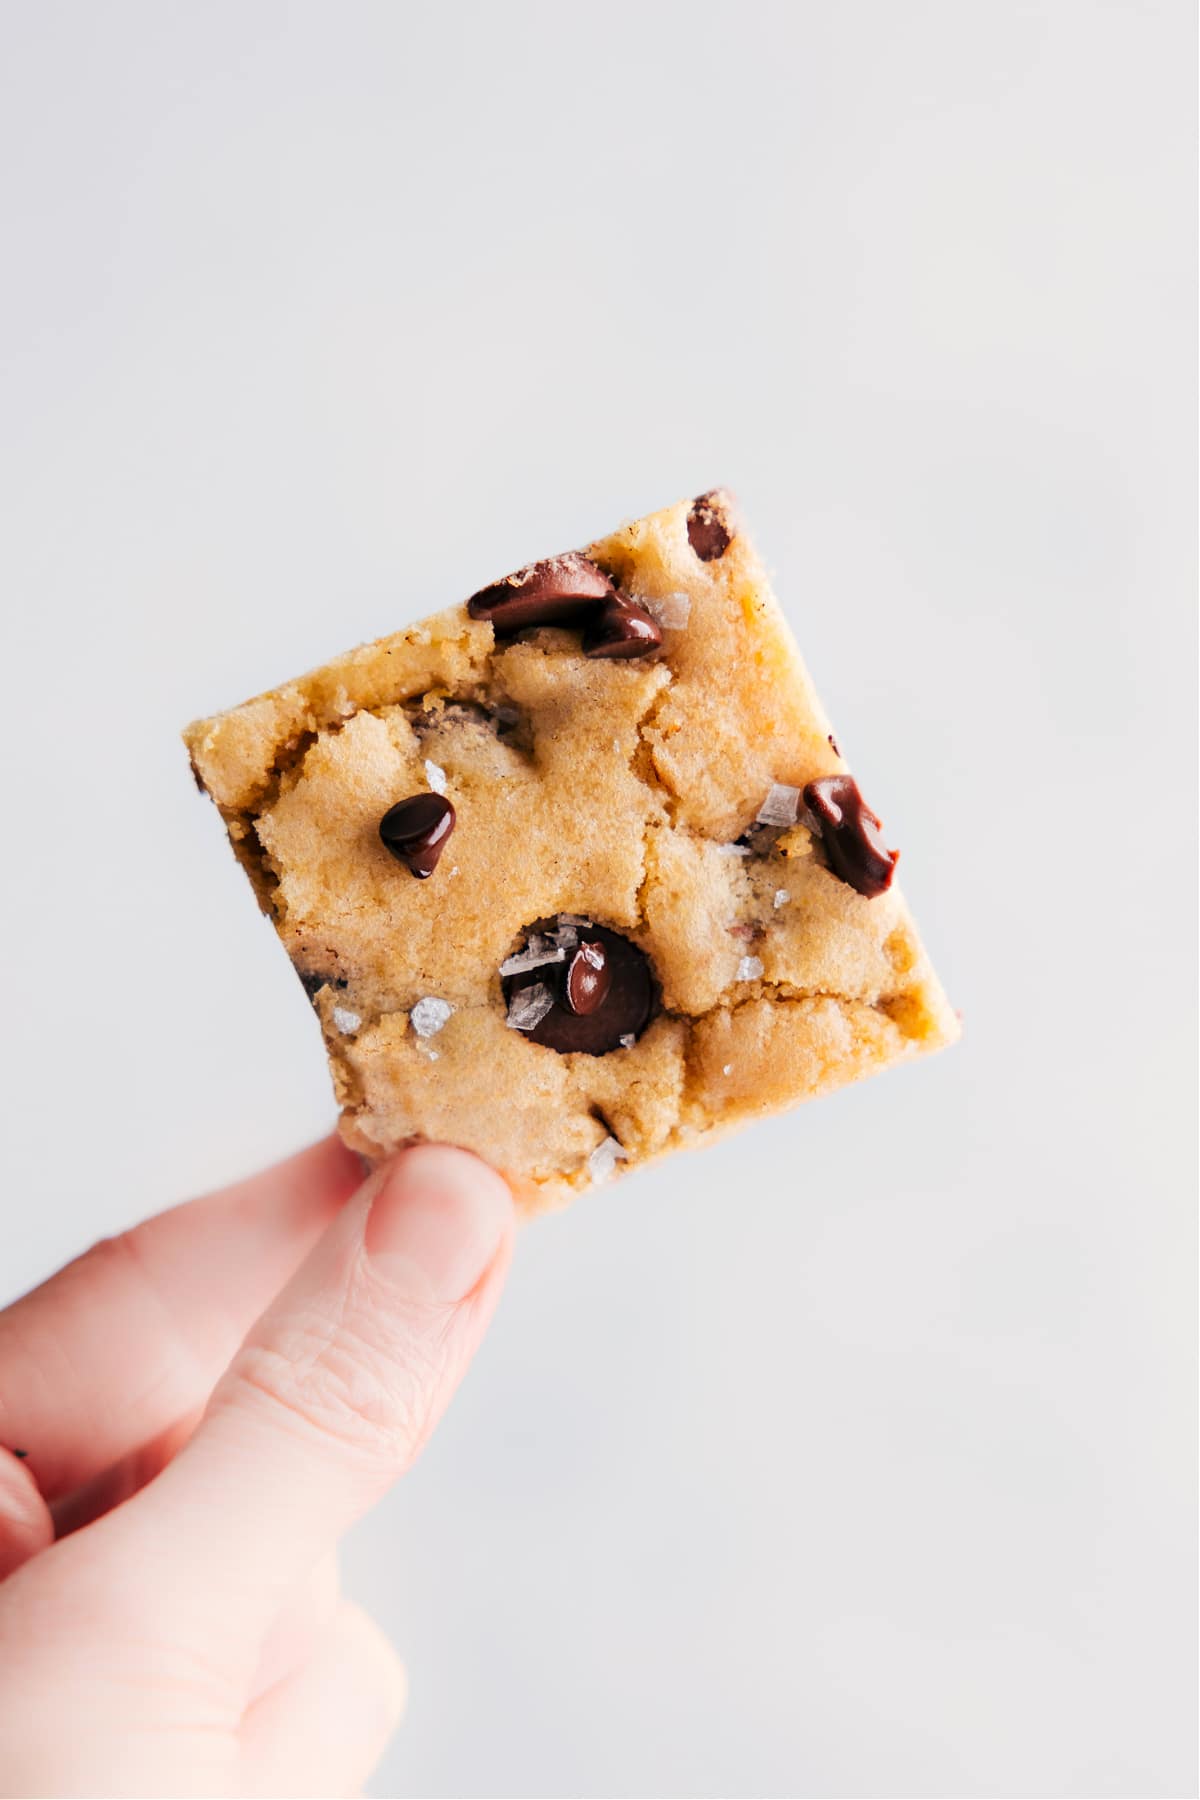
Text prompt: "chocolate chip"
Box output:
[[502, 921, 657, 1054], [803, 775, 898, 898], [687, 491, 733, 561], [379, 792, 456, 878], [565, 940, 612, 1015], [467, 553, 615, 635], [582, 596, 663, 660]]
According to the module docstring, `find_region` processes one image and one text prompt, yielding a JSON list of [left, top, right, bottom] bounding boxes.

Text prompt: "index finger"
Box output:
[[0, 1136, 362, 1499], [98, 1146, 513, 1669]]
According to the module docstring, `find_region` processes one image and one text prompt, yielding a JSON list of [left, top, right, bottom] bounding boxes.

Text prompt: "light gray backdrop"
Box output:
[[0, 3, 1195, 1796]]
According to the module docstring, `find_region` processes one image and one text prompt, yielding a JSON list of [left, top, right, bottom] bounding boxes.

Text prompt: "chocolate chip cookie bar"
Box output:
[[185, 491, 957, 1210]]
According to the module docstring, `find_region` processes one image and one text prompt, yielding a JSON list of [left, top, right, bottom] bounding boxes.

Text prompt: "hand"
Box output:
[[0, 1138, 514, 1798]]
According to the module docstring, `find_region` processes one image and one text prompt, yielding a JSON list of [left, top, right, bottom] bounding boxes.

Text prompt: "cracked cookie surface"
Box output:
[[185, 490, 958, 1210]]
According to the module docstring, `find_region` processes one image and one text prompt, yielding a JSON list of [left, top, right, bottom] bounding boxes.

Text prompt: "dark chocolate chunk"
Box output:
[[467, 553, 615, 635], [565, 940, 612, 1016], [687, 490, 733, 561], [503, 921, 657, 1054], [582, 596, 662, 660], [379, 792, 456, 878], [803, 775, 898, 898]]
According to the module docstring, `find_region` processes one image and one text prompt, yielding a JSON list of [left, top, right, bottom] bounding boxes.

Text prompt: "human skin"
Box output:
[[0, 1139, 515, 1797]]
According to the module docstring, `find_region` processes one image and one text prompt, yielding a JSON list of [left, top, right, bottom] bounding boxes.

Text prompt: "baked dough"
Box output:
[[185, 491, 958, 1210]]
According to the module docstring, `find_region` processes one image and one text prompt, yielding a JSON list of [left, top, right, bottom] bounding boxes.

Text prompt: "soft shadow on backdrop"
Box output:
[[0, 3, 1194, 1796]]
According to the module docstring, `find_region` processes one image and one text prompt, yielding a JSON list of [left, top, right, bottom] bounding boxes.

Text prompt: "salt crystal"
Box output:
[[499, 945, 566, 977], [639, 589, 691, 630], [716, 843, 749, 857], [773, 889, 789, 909], [736, 955, 764, 981], [722, 1063, 733, 1075], [410, 996, 453, 1038], [548, 922, 579, 949], [558, 913, 593, 926], [506, 982, 555, 1031], [331, 1006, 361, 1034], [619, 1033, 636, 1049], [424, 759, 447, 795], [756, 782, 801, 828], [588, 1135, 628, 1185]]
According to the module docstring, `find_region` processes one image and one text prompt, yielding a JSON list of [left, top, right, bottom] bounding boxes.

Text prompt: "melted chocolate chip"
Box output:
[[582, 596, 663, 660], [687, 490, 733, 561], [379, 792, 456, 878], [466, 553, 615, 635], [803, 775, 898, 898], [565, 940, 612, 1015], [503, 922, 656, 1053]]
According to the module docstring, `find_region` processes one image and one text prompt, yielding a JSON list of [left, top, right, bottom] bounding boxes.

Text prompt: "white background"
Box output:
[[0, 3, 1195, 1795]]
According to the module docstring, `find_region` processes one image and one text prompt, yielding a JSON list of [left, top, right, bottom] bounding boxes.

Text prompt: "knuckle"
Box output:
[[221, 1304, 453, 1469], [80, 1230, 213, 1392], [82, 1225, 166, 1296], [75, 1227, 149, 1300]]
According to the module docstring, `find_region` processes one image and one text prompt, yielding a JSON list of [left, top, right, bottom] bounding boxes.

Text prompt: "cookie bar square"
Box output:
[[185, 490, 958, 1211]]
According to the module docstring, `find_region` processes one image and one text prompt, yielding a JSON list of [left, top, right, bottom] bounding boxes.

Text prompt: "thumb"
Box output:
[[102, 1144, 513, 1659]]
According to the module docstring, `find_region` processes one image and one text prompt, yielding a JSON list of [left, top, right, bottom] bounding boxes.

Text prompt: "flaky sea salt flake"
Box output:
[[331, 1006, 361, 1034], [499, 945, 566, 977], [588, 1136, 628, 1185], [716, 842, 749, 857], [756, 782, 801, 828], [410, 997, 453, 1038], [639, 589, 691, 630], [619, 1033, 636, 1049], [773, 889, 789, 909], [506, 982, 555, 1032], [736, 955, 764, 981], [423, 759, 447, 795]]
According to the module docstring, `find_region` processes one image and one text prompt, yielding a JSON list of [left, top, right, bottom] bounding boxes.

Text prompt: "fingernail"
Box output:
[[364, 1145, 512, 1303]]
